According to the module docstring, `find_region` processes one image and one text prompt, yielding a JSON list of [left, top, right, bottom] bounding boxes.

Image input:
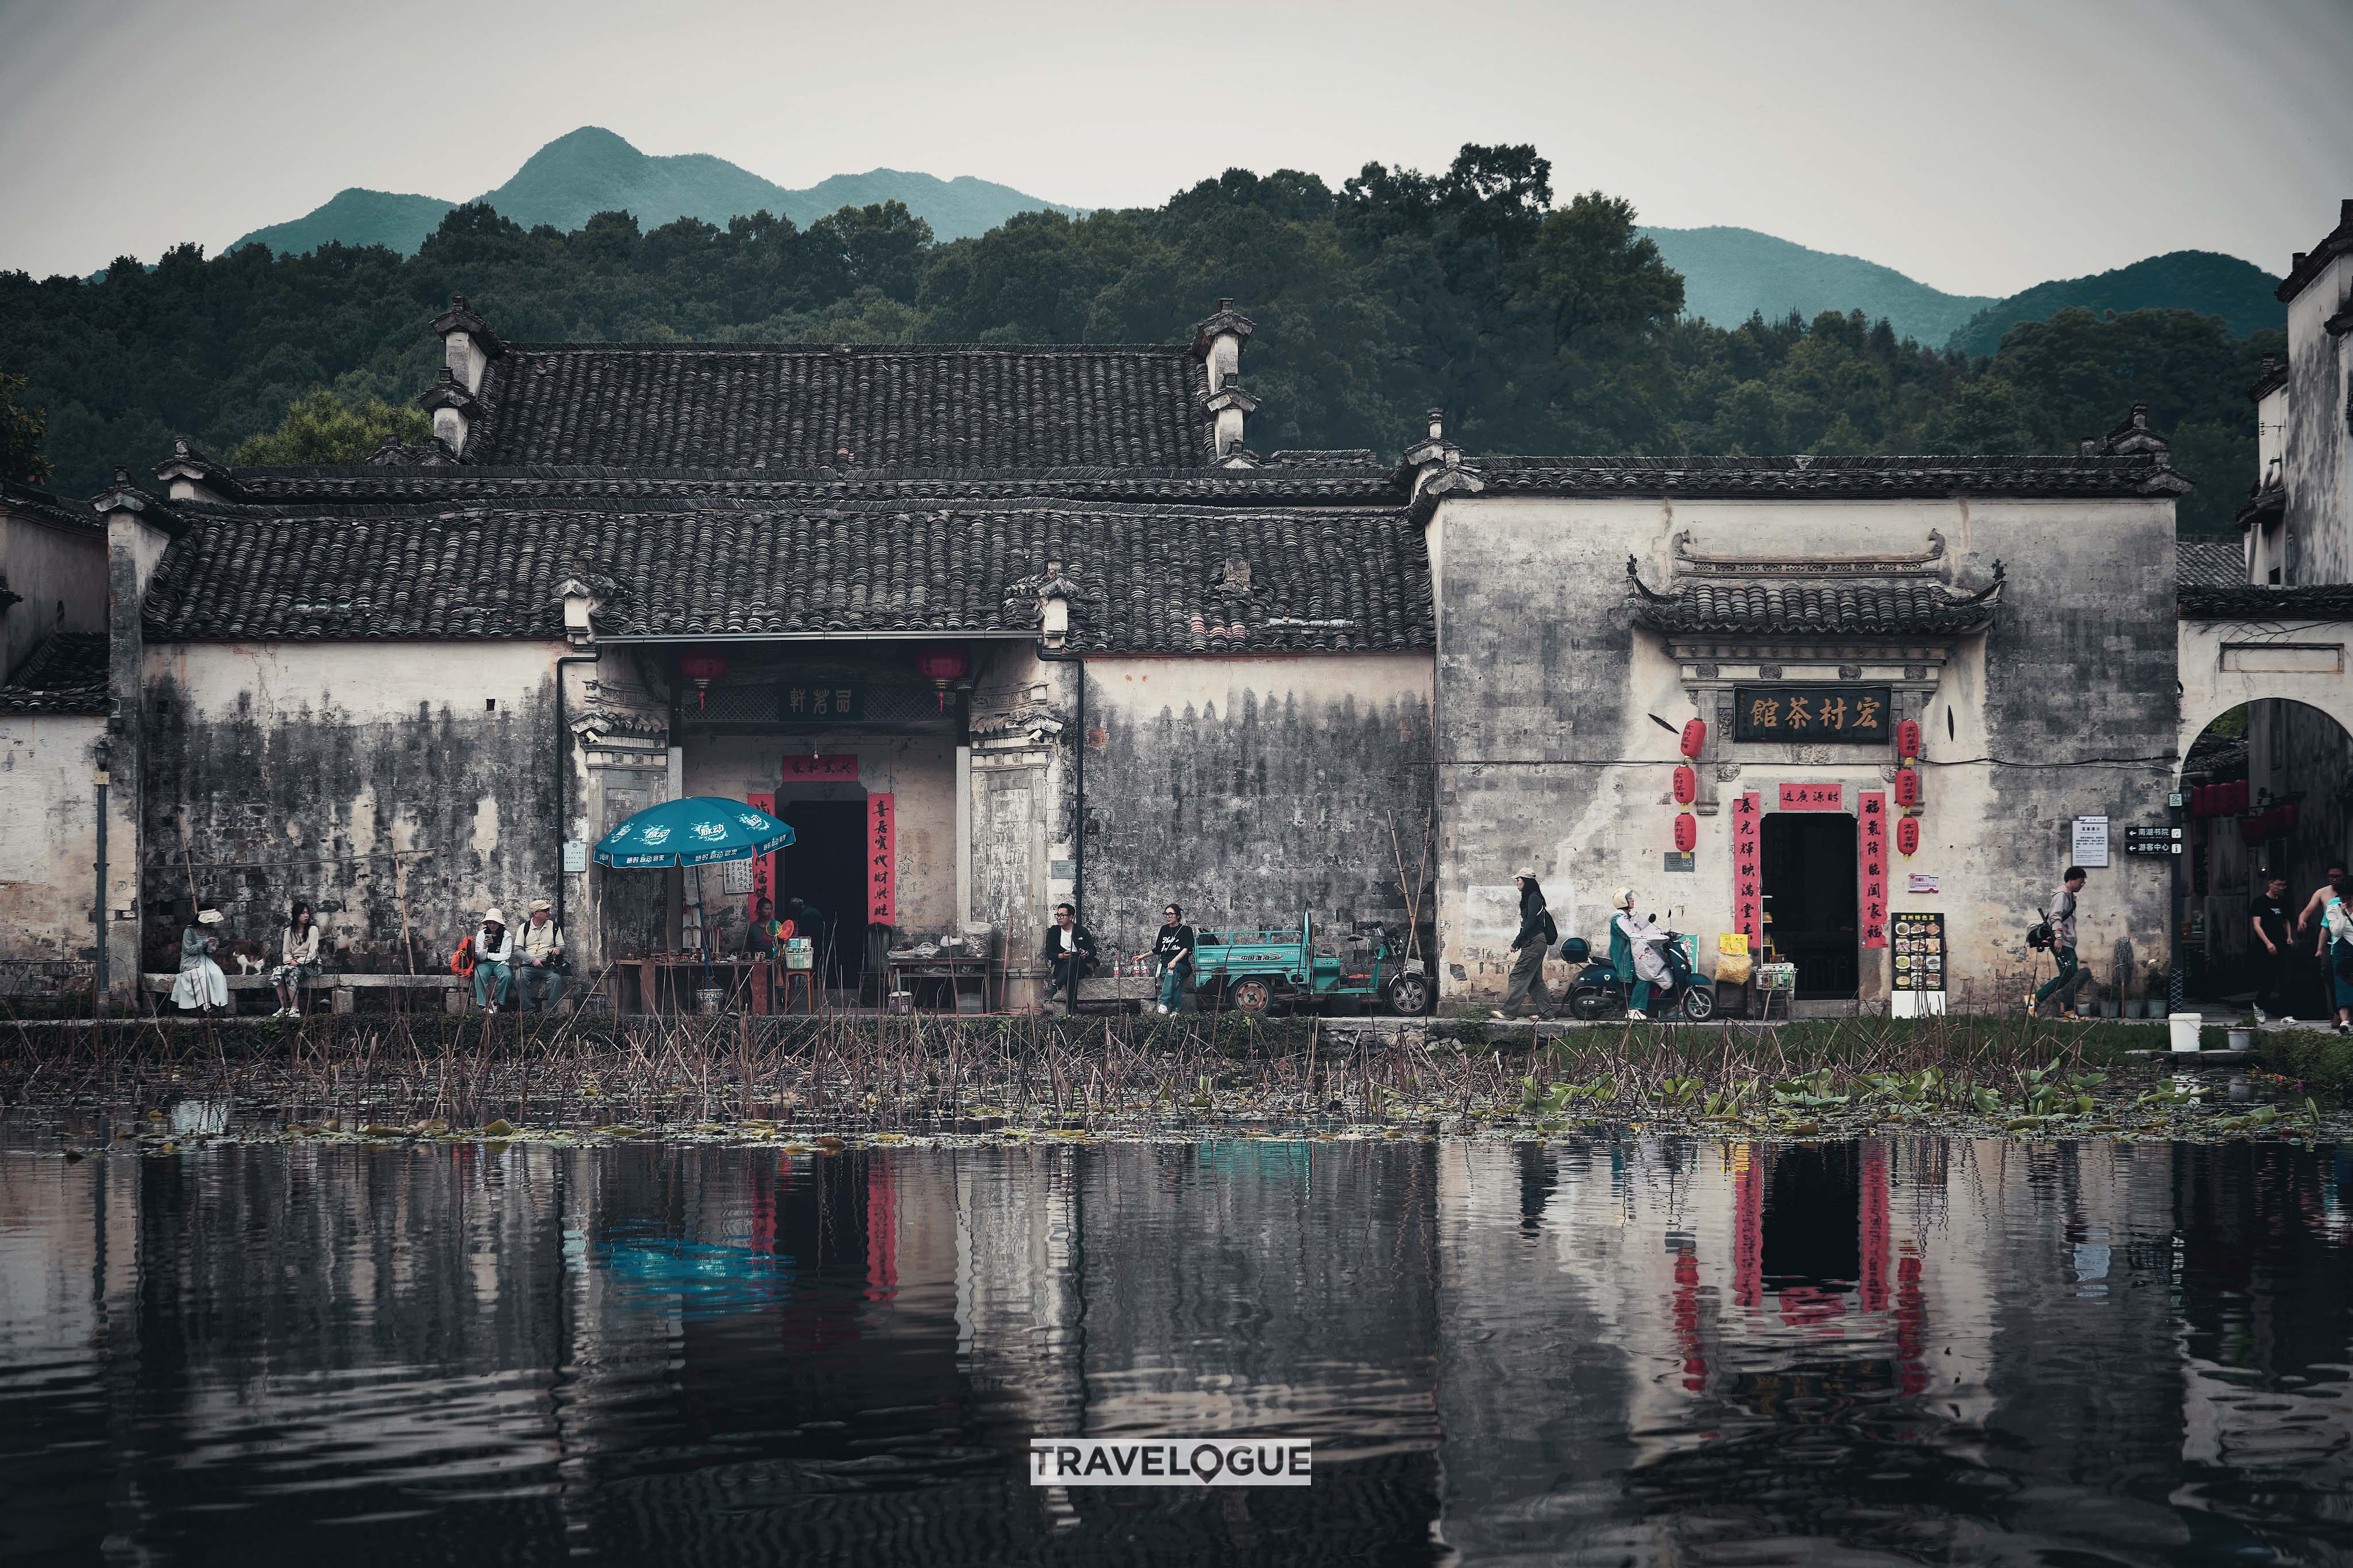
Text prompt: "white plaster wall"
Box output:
[[0, 512, 105, 682], [1432, 492, 2178, 1007], [2283, 253, 2352, 584], [0, 712, 105, 963]]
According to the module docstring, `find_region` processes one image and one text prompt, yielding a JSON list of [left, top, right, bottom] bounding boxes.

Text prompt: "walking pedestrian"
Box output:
[[1607, 887, 1669, 1019], [472, 907, 515, 1013], [169, 908, 229, 1014], [2251, 872, 2296, 1024], [2297, 863, 2350, 1017], [2031, 866, 2089, 1017], [1040, 902, 1098, 1013], [1138, 903, 1195, 1015], [2323, 881, 2353, 1034], [269, 900, 321, 1018], [516, 899, 566, 1013], [1493, 868, 1557, 1021]]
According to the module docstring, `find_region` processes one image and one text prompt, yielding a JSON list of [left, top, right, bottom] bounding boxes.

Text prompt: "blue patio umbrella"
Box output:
[[593, 797, 794, 868]]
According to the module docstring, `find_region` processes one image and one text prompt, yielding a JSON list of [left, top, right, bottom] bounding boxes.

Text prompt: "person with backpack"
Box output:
[[2030, 866, 2089, 1017], [1494, 868, 1557, 1021], [2321, 880, 2353, 1034]]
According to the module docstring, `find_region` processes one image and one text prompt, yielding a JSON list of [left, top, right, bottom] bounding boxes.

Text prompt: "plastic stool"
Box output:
[[778, 968, 816, 1014]]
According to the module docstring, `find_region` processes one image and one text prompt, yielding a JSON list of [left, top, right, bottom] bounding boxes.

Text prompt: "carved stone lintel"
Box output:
[[1838, 663, 1862, 679], [1904, 665, 1928, 681], [1694, 662, 1719, 679], [1880, 764, 1898, 782], [1760, 664, 1783, 679], [1715, 763, 1743, 782], [1794, 745, 1833, 765]]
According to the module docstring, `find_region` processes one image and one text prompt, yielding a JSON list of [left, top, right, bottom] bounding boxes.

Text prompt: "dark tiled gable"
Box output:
[[465, 343, 1216, 470], [1467, 453, 2189, 498], [142, 500, 1431, 655], [1632, 578, 2002, 637], [0, 632, 110, 714]]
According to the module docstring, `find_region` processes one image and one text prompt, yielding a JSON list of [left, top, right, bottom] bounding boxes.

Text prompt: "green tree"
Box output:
[[232, 388, 433, 466], [0, 370, 52, 486]]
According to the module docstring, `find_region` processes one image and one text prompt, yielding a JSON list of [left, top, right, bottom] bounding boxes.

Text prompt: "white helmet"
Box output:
[[1613, 886, 1635, 909]]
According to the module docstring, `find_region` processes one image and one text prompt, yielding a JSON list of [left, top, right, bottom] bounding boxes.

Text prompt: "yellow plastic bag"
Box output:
[[1716, 952, 1754, 987]]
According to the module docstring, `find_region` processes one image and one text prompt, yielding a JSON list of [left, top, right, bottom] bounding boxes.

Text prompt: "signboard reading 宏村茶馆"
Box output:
[[1733, 685, 1892, 744]]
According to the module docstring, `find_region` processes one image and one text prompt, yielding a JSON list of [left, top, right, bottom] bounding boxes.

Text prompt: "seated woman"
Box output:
[[170, 909, 229, 1015], [473, 908, 516, 1013], [270, 901, 322, 1018]]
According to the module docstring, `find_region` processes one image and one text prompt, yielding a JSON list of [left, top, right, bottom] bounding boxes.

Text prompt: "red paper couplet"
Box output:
[[1777, 783, 1845, 812], [867, 793, 896, 926], [748, 791, 776, 927], [1859, 791, 1888, 948], [781, 752, 860, 781], [1733, 791, 1763, 951]]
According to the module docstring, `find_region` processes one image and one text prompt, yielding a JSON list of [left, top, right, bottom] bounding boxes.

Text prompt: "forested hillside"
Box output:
[[0, 146, 2274, 534]]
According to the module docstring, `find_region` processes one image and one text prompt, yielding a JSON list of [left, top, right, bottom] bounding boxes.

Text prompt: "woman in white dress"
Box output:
[[170, 909, 230, 1013]]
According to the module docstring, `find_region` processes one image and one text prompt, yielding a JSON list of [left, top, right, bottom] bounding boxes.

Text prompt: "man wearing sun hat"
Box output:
[[473, 907, 516, 1013], [516, 898, 567, 1013]]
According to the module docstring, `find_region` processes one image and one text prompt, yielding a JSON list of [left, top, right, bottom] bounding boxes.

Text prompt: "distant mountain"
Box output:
[[226, 126, 1075, 258], [1641, 226, 1998, 346], [230, 188, 456, 260], [1945, 250, 2283, 358]]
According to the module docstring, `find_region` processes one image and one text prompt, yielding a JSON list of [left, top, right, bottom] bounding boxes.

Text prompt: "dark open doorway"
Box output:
[[772, 799, 869, 998], [1761, 813, 1860, 999]]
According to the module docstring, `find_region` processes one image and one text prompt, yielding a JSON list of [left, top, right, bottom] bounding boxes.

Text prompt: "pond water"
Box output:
[[2, 1136, 2349, 1566]]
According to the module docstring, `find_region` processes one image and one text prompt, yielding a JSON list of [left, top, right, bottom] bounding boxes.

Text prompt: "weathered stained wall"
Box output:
[[1081, 654, 1436, 960], [0, 514, 104, 683], [969, 644, 1072, 1001], [140, 642, 565, 974], [2282, 253, 2351, 584], [1428, 493, 2178, 1007], [0, 712, 105, 971]]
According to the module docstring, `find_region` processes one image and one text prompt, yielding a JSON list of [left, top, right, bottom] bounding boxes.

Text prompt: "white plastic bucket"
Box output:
[[2167, 1012, 2202, 1053]]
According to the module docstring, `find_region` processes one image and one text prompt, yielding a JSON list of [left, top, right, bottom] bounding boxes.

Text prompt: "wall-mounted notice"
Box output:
[[2072, 815, 2111, 868]]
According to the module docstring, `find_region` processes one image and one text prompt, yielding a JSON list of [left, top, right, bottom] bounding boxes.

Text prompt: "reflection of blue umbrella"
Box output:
[[594, 797, 794, 868], [596, 798, 795, 986]]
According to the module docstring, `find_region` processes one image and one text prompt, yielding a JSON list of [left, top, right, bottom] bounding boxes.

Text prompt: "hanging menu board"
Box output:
[[1891, 913, 1944, 992]]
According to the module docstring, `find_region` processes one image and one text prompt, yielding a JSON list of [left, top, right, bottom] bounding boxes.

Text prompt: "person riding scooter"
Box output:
[[1610, 887, 1672, 1019]]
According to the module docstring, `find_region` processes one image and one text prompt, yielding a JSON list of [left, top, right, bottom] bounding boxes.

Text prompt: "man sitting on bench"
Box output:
[[1041, 903, 1098, 1014]]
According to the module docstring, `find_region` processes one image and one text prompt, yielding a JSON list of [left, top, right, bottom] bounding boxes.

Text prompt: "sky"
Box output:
[[1, 0, 2348, 296]]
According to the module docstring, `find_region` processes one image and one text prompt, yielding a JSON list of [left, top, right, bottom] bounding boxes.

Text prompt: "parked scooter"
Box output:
[[1556, 929, 1718, 1021]]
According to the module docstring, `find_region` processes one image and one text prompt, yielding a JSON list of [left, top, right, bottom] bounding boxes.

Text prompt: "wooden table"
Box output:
[[885, 954, 994, 1014]]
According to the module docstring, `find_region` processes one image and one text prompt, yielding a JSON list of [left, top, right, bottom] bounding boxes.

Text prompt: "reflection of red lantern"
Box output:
[[1673, 812, 1698, 853], [1680, 719, 1707, 758], [915, 644, 970, 712], [1896, 816, 1920, 856], [1893, 766, 1920, 808], [676, 649, 728, 709], [1672, 764, 1697, 805], [1895, 719, 1921, 760]]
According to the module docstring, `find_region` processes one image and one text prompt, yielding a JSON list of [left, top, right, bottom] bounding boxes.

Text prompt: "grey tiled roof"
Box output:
[[0, 477, 101, 533], [0, 632, 109, 715], [142, 498, 1432, 654], [464, 343, 1216, 470], [2176, 540, 2247, 589], [220, 460, 1404, 507], [1464, 453, 2192, 498], [1631, 572, 2003, 636], [2178, 583, 2353, 620]]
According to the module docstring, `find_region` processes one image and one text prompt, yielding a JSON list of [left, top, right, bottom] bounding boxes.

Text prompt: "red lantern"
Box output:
[[1895, 816, 1920, 856], [915, 644, 970, 713], [2232, 779, 2250, 813], [1893, 766, 1920, 808], [676, 649, 728, 709], [1673, 812, 1698, 853], [1672, 764, 1698, 805], [1895, 719, 1921, 760], [1679, 719, 1707, 758]]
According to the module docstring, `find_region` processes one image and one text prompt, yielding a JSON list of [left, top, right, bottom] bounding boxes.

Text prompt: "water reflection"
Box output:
[[0, 1137, 2346, 1565]]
